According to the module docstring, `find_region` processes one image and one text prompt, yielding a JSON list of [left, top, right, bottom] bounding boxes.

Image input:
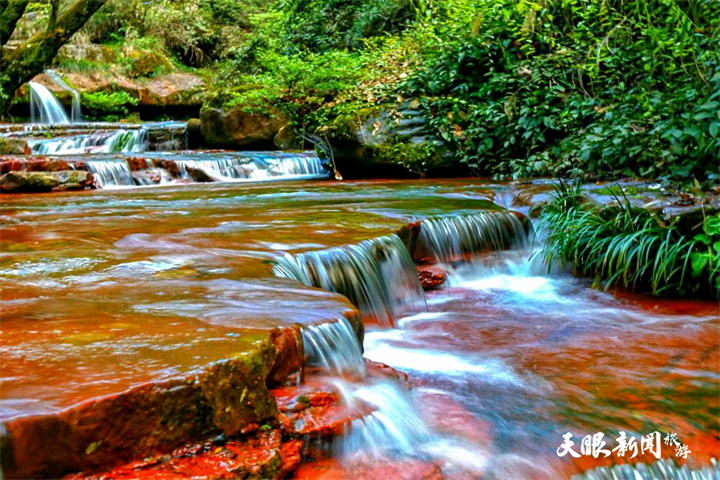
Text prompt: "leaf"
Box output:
[[690, 253, 708, 277], [710, 121, 719, 138]]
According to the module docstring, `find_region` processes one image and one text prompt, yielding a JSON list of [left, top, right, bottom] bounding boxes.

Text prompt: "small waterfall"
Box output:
[[45, 70, 82, 123], [298, 318, 433, 464], [175, 152, 327, 182], [416, 211, 529, 263], [273, 235, 425, 325], [29, 128, 148, 155], [271, 154, 324, 176], [85, 159, 134, 188], [28, 82, 70, 125], [302, 317, 366, 377], [336, 381, 432, 460]]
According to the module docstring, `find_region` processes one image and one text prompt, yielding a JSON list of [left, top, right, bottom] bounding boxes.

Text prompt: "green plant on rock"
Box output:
[[540, 184, 719, 299], [81, 91, 139, 121], [690, 213, 720, 292]]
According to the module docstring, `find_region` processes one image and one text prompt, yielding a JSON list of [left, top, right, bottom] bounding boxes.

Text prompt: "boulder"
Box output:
[[200, 105, 288, 150], [185, 166, 215, 183], [324, 100, 466, 179], [186, 118, 203, 149], [0, 138, 29, 155], [0, 171, 93, 193], [274, 125, 298, 150]]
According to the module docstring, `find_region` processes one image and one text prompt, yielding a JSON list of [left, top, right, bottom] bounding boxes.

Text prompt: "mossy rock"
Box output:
[[200, 105, 288, 150], [0, 171, 93, 193], [127, 50, 175, 78], [0, 137, 29, 155]]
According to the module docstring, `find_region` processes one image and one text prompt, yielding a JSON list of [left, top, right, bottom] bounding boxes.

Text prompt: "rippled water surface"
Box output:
[[1, 179, 718, 478]]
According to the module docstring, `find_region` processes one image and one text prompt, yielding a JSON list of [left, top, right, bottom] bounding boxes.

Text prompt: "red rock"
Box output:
[[153, 159, 180, 177], [267, 326, 304, 386], [365, 359, 410, 387], [271, 380, 373, 439], [125, 157, 149, 171], [66, 430, 302, 480], [417, 265, 447, 290], [293, 458, 444, 480]]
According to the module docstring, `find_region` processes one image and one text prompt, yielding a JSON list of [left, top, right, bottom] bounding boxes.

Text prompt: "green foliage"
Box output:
[[81, 91, 138, 121], [540, 183, 719, 298], [79, 0, 265, 66], [402, 0, 720, 182], [690, 213, 720, 292], [279, 0, 413, 52]]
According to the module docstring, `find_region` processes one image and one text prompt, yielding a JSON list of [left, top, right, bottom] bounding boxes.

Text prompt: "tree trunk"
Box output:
[[0, 0, 29, 46], [0, 0, 107, 114]]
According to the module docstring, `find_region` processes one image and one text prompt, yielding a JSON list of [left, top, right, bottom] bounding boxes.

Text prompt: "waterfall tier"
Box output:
[[301, 317, 366, 377], [415, 211, 530, 263], [28, 82, 70, 125], [78, 151, 329, 188], [274, 235, 426, 325]]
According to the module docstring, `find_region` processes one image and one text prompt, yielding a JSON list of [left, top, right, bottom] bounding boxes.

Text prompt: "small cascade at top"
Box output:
[[301, 317, 366, 377], [29, 128, 148, 155], [28, 82, 70, 125], [273, 235, 425, 325], [46, 70, 82, 123], [415, 211, 530, 264]]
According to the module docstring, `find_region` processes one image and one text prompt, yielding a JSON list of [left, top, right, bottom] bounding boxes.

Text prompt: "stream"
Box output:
[[1, 99, 718, 479]]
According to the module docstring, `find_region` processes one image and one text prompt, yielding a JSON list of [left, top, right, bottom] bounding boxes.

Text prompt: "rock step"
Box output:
[[1, 284, 362, 480]]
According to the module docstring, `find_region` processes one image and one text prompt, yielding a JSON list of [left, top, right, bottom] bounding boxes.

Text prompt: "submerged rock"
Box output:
[[0, 170, 93, 193], [416, 265, 447, 290]]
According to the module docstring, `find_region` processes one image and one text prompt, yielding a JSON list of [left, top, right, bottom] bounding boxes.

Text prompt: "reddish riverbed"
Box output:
[[1, 179, 718, 479]]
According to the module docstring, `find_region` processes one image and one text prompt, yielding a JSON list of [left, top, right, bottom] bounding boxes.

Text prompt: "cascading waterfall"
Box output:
[[299, 318, 433, 463], [45, 70, 82, 123], [416, 211, 530, 264], [85, 159, 134, 188], [28, 82, 70, 125], [273, 235, 425, 325], [335, 381, 433, 461], [175, 152, 327, 182], [302, 317, 366, 377], [29, 128, 148, 155]]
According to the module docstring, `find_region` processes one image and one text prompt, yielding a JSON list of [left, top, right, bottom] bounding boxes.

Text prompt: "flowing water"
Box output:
[[28, 82, 70, 125], [45, 70, 83, 123], [1, 173, 718, 478]]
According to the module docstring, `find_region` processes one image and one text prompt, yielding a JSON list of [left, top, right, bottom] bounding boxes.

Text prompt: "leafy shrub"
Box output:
[[539, 183, 719, 298], [279, 0, 413, 52], [402, 0, 720, 182], [81, 91, 139, 121]]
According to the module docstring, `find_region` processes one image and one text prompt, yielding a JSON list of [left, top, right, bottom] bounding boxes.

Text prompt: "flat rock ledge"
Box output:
[[0, 313, 362, 479]]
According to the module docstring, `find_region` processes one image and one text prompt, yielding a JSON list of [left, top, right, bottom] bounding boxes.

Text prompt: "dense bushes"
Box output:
[[279, 0, 413, 52], [215, 0, 720, 183], [401, 0, 720, 182], [539, 183, 719, 299], [11, 0, 719, 182], [81, 91, 138, 121]]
